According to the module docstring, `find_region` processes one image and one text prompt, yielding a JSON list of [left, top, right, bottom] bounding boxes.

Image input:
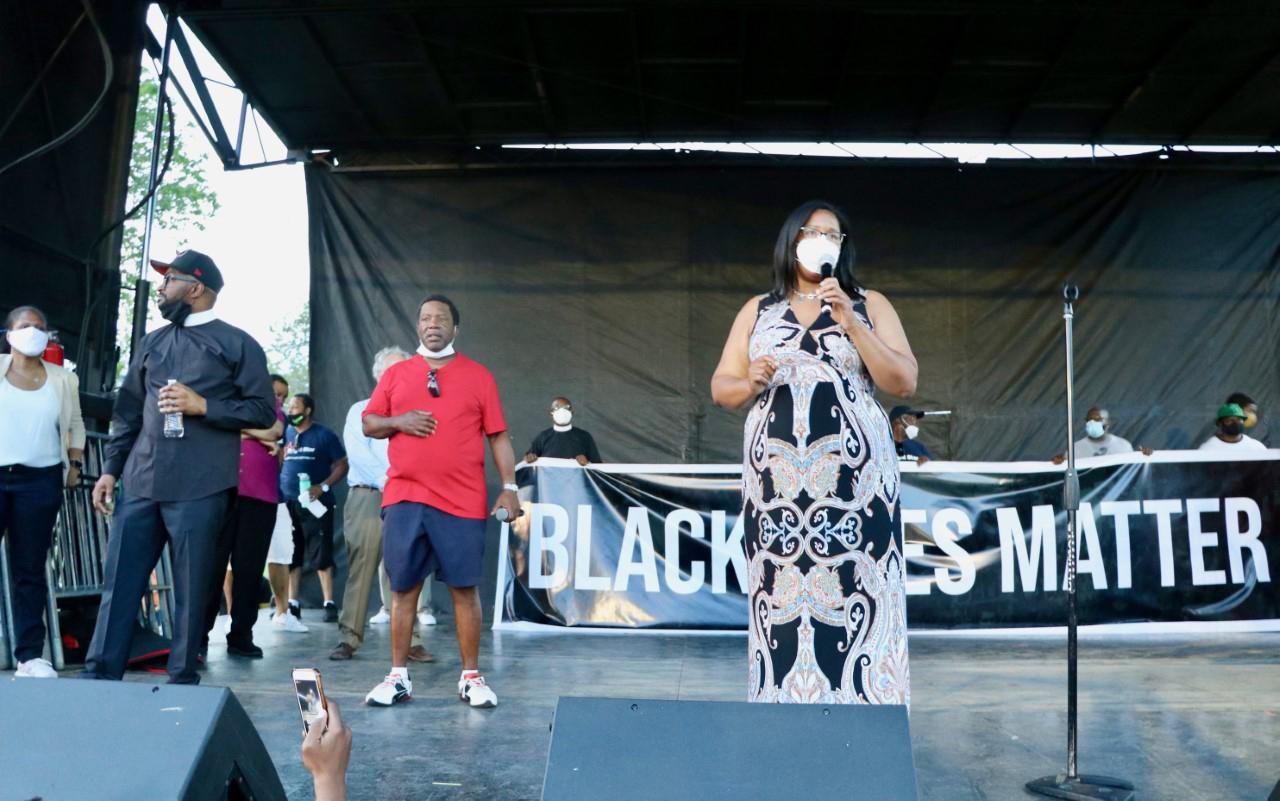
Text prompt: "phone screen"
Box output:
[[292, 668, 327, 735]]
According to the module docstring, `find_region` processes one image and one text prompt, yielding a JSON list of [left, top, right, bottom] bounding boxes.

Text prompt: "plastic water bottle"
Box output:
[[298, 473, 311, 501], [163, 379, 184, 438]]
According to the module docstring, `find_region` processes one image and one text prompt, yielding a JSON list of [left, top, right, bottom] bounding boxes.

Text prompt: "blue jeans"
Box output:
[[0, 463, 63, 662]]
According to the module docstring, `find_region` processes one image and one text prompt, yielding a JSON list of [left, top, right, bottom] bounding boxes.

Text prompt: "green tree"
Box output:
[[115, 67, 220, 381], [265, 302, 309, 392]]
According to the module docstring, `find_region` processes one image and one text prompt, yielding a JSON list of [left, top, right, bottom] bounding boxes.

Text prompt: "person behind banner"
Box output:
[[1226, 392, 1267, 446], [523, 396, 602, 466], [85, 250, 276, 684], [1052, 406, 1152, 464], [888, 405, 930, 464], [281, 393, 348, 622], [1198, 403, 1266, 452], [711, 199, 915, 705], [361, 294, 519, 709]]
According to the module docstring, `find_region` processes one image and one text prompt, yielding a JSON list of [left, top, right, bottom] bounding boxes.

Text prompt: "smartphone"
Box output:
[[292, 667, 328, 736]]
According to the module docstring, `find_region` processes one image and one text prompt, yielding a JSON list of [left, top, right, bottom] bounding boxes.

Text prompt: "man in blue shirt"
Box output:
[[889, 406, 931, 464], [281, 393, 348, 622]]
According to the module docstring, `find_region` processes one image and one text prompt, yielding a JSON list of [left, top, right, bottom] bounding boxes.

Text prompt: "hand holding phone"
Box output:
[[292, 667, 328, 736], [302, 697, 352, 801]]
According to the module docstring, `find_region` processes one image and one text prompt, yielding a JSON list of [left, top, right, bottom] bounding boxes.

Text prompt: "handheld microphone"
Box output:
[[820, 262, 834, 315], [495, 506, 524, 522]]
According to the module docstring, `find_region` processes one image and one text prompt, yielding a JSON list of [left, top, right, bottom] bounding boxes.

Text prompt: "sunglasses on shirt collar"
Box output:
[[428, 369, 440, 397]]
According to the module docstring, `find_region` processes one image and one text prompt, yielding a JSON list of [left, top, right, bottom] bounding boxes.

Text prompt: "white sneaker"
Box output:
[[365, 672, 412, 706], [368, 607, 391, 625], [458, 673, 498, 708], [15, 658, 58, 678], [272, 611, 309, 633], [418, 610, 437, 626]]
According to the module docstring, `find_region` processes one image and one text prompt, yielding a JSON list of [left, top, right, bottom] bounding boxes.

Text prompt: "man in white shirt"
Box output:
[[329, 347, 433, 662], [1198, 403, 1267, 453], [1053, 406, 1150, 463]]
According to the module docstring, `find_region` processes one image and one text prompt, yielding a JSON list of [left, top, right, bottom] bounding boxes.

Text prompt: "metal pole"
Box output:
[[1062, 286, 1080, 780], [129, 11, 176, 354], [1026, 284, 1134, 801]]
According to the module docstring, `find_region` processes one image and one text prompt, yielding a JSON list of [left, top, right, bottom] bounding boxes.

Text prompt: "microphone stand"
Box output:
[[1026, 285, 1134, 801]]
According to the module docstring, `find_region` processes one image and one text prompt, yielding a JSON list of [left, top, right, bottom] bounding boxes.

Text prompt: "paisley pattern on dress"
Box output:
[[744, 294, 910, 705]]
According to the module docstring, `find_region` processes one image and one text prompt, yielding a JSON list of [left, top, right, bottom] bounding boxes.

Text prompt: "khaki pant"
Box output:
[[338, 487, 423, 651]]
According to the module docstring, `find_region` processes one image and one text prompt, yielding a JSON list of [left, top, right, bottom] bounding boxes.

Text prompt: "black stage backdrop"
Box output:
[[499, 455, 1280, 629], [306, 158, 1279, 469]]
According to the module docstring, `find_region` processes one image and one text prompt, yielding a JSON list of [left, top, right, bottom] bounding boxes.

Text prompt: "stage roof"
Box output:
[[181, 1, 1280, 155]]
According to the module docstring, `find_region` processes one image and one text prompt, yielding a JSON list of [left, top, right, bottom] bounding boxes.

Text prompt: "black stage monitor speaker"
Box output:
[[0, 678, 285, 801], [542, 697, 918, 801]]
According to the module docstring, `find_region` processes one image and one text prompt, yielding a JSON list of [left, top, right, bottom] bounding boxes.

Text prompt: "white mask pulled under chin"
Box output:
[[417, 339, 455, 359]]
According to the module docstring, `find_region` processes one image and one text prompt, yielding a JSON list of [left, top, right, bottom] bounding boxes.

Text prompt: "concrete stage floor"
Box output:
[[79, 613, 1280, 801]]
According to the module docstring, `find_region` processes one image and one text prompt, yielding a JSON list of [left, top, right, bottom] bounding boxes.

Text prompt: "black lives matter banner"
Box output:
[[494, 454, 1280, 630]]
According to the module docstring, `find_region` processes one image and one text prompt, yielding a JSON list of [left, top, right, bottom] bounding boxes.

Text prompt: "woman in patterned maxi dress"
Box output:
[[711, 200, 918, 705]]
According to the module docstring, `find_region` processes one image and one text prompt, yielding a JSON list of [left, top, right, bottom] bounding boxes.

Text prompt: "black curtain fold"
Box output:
[[307, 158, 1280, 466]]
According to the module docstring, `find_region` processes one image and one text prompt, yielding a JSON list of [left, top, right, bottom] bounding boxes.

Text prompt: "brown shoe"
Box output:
[[329, 642, 355, 661], [407, 645, 435, 663]]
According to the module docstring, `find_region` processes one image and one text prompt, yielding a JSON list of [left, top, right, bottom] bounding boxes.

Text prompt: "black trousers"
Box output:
[[287, 498, 335, 572], [200, 494, 276, 648], [0, 464, 63, 662], [82, 490, 230, 684]]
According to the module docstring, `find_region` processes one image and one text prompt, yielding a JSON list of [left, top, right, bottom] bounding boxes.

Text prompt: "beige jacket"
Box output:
[[0, 354, 88, 474]]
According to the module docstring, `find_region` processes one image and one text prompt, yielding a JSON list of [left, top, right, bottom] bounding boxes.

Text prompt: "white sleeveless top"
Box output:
[[0, 377, 62, 467]]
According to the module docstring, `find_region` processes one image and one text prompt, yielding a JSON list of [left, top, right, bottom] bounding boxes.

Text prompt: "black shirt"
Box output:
[[527, 427, 602, 463], [104, 318, 275, 501], [895, 438, 932, 460]]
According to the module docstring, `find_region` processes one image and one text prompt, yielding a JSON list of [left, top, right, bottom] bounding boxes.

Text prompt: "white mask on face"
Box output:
[[6, 327, 49, 357], [795, 238, 841, 277], [551, 408, 573, 428], [1084, 420, 1105, 439], [904, 424, 919, 440]]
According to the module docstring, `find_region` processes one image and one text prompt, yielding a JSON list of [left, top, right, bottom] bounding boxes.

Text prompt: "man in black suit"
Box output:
[[85, 250, 275, 684]]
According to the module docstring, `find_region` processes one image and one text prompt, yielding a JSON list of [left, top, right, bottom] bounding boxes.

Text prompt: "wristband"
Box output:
[[502, 483, 518, 492]]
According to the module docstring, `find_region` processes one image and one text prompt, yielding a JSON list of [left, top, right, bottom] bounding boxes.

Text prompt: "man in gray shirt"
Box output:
[[85, 251, 275, 684], [1053, 406, 1151, 463]]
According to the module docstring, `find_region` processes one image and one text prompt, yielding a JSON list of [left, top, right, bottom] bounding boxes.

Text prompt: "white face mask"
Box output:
[[904, 424, 919, 440], [795, 238, 841, 278], [552, 408, 573, 427], [6, 327, 49, 357], [417, 338, 455, 359], [1084, 420, 1105, 439]]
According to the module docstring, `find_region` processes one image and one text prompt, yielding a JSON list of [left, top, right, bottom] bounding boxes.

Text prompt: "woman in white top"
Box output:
[[1, 305, 86, 678]]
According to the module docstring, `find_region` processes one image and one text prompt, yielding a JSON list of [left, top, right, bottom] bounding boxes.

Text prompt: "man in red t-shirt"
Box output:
[[361, 294, 519, 709]]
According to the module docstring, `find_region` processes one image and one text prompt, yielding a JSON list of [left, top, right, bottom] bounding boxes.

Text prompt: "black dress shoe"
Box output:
[[324, 603, 338, 622], [226, 640, 264, 659]]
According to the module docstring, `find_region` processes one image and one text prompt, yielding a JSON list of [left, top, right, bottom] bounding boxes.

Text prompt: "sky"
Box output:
[[141, 9, 308, 347]]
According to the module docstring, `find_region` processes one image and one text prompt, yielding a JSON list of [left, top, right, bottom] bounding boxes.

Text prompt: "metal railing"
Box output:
[[1, 432, 176, 670]]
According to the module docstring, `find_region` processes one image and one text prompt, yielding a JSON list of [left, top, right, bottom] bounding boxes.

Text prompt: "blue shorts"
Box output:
[[382, 501, 486, 590]]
